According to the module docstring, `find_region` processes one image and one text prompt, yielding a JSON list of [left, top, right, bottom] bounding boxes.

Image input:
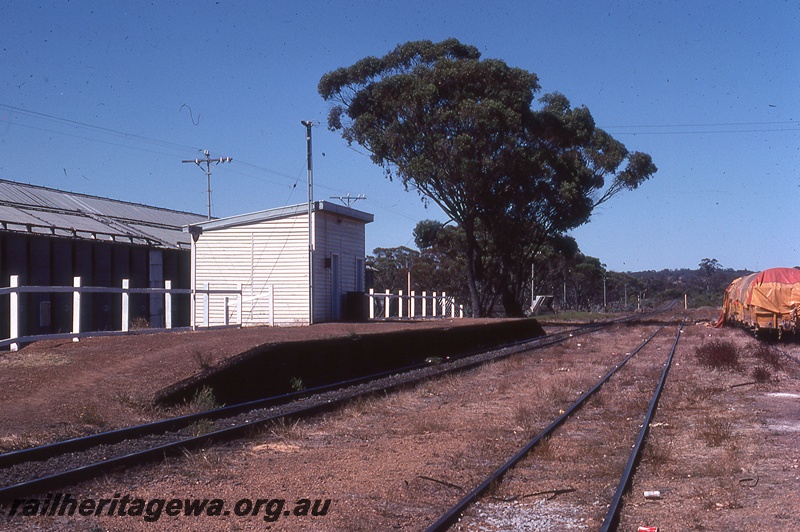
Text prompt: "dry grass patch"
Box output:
[[696, 415, 734, 447], [750, 343, 783, 369], [178, 447, 231, 481], [408, 415, 445, 435], [512, 402, 537, 431], [267, 417, 307, 440], [0, 351, 70, 368], [696, 340, 740, 370], [642, 439, 673, 474], [0, 433, 42, 453]]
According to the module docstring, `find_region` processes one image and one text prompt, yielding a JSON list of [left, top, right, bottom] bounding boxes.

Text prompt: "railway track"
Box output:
[[426, 321, 684, 531], [0, 314, 659, 504]]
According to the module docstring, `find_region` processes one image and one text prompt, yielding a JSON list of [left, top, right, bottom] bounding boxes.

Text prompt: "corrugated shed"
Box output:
[[0, 179, 205, 248]]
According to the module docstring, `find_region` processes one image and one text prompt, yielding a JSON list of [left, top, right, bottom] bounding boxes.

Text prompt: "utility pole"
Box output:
[[301, 121, 315, 325], [330, 193, 366, 207], [182, 149, 233, 220]]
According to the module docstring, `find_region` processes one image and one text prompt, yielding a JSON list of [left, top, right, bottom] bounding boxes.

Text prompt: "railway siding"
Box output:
[[2, 309, 800, 530]]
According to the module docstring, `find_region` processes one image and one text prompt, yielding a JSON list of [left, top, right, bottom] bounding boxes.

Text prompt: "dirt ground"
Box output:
[[1, 309, 799, 531], [0, 319, 494, 449]]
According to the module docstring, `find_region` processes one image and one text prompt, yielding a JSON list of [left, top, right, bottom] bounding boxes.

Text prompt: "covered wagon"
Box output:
[[716, 267, 800, 338]]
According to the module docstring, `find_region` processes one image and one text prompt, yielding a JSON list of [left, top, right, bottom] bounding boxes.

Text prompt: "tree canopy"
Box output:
[[320, 38, 657, 316]]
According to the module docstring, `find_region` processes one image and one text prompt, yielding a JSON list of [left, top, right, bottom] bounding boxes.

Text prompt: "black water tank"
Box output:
[[343, 291, 368, 322]]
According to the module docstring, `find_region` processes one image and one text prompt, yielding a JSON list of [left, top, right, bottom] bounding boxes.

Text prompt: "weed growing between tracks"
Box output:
[[174, 386, 221, 417], [178, 447, 230, 482], [695, 340, 740, 370], [696, 415, 734, 447]]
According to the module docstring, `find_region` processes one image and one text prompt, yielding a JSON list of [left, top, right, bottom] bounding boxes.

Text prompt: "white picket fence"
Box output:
[[0, 275, 243, 351], [368, 288, 464, 319]]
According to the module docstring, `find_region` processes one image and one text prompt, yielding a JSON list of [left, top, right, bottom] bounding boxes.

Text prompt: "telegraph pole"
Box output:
[[301, 121, 314, 325], [182, 149, 233, 220], [330, 193, 366, 207]]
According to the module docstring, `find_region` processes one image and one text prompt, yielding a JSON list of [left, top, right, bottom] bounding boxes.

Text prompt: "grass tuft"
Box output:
[[752, 366, 772, 383], [695, 340, 739, 370], [751, 344, 782, 369], [192, 350, 214, 370], [697, 415, 733, 447], [182, 386, 221, 414]]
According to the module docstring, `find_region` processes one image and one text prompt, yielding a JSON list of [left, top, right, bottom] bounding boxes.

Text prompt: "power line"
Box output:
[[603, 119, 798, 128], [608, 127, 800, 135], [0, 103, 201, 153]]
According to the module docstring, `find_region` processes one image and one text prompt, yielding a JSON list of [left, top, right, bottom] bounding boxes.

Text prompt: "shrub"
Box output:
[[751, 344, 782, 369], [695, 340, 739, 370], [752, 366, 772, 383]]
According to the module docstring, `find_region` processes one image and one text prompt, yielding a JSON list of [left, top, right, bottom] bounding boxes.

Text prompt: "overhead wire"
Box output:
[[0, 103, 202, 153], [601, 119, 800, 135]]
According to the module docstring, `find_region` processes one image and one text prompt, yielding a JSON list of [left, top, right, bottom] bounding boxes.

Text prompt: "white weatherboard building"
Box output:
[[186, 201, 373, 327]]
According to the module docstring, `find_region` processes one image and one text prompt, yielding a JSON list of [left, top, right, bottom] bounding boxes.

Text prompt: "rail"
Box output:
[[0, 317, 638, 503], [424, 325, 668, 531]]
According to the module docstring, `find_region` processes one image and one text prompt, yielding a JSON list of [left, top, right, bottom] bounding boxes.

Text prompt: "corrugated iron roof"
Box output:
[[187, 200, 373, 234], [0, 179, 206, 249]]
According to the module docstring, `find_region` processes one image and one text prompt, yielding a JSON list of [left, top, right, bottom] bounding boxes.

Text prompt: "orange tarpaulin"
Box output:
[[716, 267, 800, 329]]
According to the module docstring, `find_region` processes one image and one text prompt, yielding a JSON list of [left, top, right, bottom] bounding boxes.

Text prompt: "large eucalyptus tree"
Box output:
[[319, 39, 656, 316]]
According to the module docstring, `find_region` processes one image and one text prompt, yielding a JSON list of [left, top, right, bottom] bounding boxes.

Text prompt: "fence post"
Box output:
[[432, 292, 437, 317], [268, 285, 275, 327], [236, 283, 242, 326], [224, 297, 230, 326], [451, 296, 456, 317], [164, 280, 172, 329], [10, 275, 19, 352], [121, 279, 129, 332], [72, 277, 82, 341], [368, 288, 375, 320], [422, 291, 427, 317], [384, 289, 390, 319], [398, 290, 403, 318], [441, 291, 447, 317], [459, 304, 464, 318], [410, 291, 415, 318], [203, 282, 209, 327]]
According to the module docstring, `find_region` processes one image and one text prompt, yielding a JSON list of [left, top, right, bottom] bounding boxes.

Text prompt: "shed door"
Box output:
[[331, 253, 341, 321]]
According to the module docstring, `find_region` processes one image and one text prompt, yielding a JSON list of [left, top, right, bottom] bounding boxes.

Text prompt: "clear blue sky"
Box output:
[[2, 1, 798, 272]]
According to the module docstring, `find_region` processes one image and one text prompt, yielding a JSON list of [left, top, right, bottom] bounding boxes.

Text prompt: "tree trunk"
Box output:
[[463, 224, 484, 317], [501, 284, 525, 317]]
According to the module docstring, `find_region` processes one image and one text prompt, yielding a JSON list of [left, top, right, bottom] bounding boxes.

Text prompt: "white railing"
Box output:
[[367, 288, 464, 320], [0, 275, 243, 351]]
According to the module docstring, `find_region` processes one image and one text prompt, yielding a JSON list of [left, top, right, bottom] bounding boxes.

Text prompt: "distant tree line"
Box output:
[[367, 224, 748, 315]]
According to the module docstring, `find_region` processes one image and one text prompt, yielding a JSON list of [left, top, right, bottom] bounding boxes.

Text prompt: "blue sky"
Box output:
[[1, 1, 798, 272]]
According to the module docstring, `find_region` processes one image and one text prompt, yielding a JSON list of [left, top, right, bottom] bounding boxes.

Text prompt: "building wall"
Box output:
[[192, 208, 368, 326], [313, 210, 367, 323], [192, 214, 310, 327]]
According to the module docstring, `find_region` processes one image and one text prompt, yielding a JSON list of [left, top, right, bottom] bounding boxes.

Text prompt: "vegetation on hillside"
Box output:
[[368, 226, 749, 315]]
